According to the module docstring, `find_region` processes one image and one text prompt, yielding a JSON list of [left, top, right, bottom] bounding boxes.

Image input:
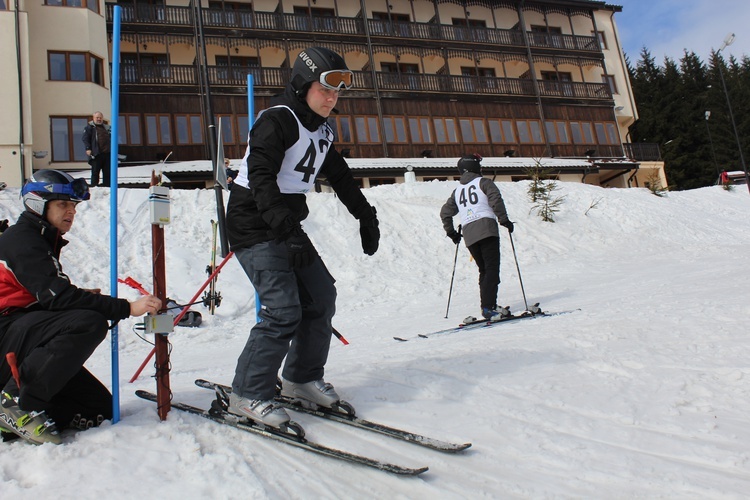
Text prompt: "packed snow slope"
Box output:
[[1, 180, 749, 498]]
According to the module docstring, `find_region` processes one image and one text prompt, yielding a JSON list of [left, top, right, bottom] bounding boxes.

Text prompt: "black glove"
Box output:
[[446, 229, 462, 245], [359, 206, 380, 256], [286, 227, 317, 268], [500, 220, 514, 233]]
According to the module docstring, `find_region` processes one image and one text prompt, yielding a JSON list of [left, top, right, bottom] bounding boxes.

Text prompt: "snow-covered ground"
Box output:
[[1, 179, 749, 498]]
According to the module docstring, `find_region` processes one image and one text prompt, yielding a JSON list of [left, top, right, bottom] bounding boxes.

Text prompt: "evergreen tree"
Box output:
[[629, 46, 750, 190]]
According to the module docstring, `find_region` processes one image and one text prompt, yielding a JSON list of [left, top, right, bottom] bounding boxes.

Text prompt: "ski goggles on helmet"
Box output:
[[22, 178, 91, 201], [319, 70, 353, 91]]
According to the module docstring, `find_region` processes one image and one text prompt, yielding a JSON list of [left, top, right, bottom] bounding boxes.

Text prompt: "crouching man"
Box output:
[[0, 169, 160, 444]]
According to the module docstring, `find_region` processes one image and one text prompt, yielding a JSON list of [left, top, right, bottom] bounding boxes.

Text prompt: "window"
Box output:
[[582, 122, 594, 143], [51, 116, 89, 162], [145, 114, 172, 145], [355, 116, 380, 143], [516, 120, 543, 143], [369, 178, 397, 187], [545, 121, 557, 143], [48, 52, 104, 85], [602, 74, 618, 95], [1, 0, 7, 10], [433, 118, 458, 144], [215, 55, 259, 81], [569, 122, 595, 145], [175, 115, 203, 145], [460, 118, 488, 143], [293, 5, 336, 30], [594, 122, 619, 145], [45, 0, 98, 13], [488, 119, 516, 143], [118, 114, 142, 145], [409, 117, 432, 143], [237, 115, 249, 145], [594, 31, 608, 50], [330, 116, 353, 143], [380, 62, 420, 89], [557, 122, 569, 143], [383, 116, 408, 143], [606, 123, 619, 144], [215, 115, 234, 144]]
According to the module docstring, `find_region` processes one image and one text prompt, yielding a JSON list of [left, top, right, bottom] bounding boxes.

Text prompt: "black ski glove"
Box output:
[[446, 229, 462, 245], [286, 227, 317, 268], [500, 220, 514, 233], [359, 206, 380, 256]]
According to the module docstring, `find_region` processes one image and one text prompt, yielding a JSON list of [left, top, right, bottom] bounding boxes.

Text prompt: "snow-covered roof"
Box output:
[[70, 156, 637, 186]]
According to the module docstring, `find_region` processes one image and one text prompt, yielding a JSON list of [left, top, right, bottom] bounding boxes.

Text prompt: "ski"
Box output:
[[394, 308, 580, 341], [195, 379, 471, 453], [135, 390, 428, 476], [203, 220, 220, 315]]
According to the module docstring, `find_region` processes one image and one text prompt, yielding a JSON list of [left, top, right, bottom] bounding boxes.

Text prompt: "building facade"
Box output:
[[0, 0, 667, 189]]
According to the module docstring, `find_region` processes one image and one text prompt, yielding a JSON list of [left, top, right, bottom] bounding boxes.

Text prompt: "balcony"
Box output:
[[117, 63, 611, 101], [623, 143, 662, 161], [106, 3, 601, 54]]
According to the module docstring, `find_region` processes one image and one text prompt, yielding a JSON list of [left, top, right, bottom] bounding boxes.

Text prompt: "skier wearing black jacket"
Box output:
[[225, 47, 380, 429], [441, 154, 514, 321], [0, 170, 161, 444]]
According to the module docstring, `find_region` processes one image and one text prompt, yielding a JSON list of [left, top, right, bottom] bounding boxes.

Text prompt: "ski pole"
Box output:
[[444, 225, 462, 319], [332, 327, 349, 345], [508, 231, 529, 312]]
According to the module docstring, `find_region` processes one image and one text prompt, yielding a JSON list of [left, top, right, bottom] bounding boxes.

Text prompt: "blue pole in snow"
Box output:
[[247, 74, 261, 321], [110, 6, 122, 424]]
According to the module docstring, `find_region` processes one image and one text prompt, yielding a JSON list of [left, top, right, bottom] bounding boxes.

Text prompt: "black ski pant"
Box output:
[[90, 153, 111, 187], [467, 236, 501, 310], [0, 309, 112, 429], [232, 241, 337, 401]]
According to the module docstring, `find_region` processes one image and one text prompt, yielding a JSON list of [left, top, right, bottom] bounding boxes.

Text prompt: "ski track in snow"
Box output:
[[1, 180, 749, 498]]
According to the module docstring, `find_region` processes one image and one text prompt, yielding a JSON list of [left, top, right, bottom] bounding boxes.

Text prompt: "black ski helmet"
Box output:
[[21, 169, 90, 216], [290, 47, 352, 96], [457, 154, 483, 174]]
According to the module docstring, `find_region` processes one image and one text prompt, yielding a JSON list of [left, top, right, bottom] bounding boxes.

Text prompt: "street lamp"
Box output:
[[704, 111, 721, 180], [716, 33, 750, 193]]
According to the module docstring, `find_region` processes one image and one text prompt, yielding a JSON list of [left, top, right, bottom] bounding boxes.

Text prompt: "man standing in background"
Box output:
[[82, 112, 111, 187]]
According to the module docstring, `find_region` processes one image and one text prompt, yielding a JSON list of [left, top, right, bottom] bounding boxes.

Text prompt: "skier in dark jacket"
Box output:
[[440, 154, 514, 320], [0, 170, 161, 444], [225, 47, 380, 430]]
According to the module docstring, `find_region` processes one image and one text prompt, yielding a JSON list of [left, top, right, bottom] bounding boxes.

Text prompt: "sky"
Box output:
[[1, 175, 749, 497], [614, 0, 750, 64]]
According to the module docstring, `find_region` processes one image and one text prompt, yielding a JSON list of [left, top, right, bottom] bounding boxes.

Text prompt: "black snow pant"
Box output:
[[232, 241, 337, 401], [0, 309, 112, 429], [90, 153, 111, 187], [467, 236, 501, 310]]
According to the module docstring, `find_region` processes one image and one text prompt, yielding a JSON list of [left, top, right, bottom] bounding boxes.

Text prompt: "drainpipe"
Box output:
[[359, 0, 387, 157], [518, 0, 550, 156], [627, 169, 638, 187], [15, 0, 27, 183]]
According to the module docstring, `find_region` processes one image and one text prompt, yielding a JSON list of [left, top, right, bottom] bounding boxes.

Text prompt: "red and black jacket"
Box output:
[[0, 212, 130, 321]]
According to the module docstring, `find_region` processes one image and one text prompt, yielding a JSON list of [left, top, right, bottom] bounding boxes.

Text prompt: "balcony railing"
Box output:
[[623, 143, 662, 161], [537, 80, 611, 99], [106, 3, 600, 53], [118, 63, 611, 100]]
